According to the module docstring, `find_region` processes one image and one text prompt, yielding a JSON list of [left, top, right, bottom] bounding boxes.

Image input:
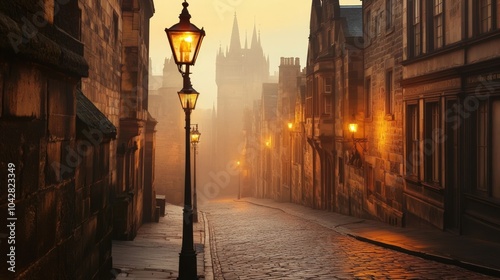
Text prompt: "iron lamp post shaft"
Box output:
[[178, 105, 197, 279]]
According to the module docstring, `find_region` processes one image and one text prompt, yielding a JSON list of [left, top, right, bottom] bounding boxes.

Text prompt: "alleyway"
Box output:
[[205, 199, 496, 280]]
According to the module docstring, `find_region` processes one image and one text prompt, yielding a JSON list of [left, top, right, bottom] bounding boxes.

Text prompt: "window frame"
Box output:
[[408, 0, 422, 57], [406, 101, 420, 180], [480, 0, 493, 34], [469, 97, 500, 200], [386, 0, 394, 30], [423, 100, 441, 187], [433, 0, 444, 50], [472, 100, 489, 194], [475, 0, 498, 36], [365, 9, 372, 41], [385, 70, 394, 116], [365, 77, 372, 119]]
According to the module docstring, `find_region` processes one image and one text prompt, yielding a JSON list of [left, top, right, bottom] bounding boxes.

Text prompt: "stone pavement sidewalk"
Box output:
[[111, 204, 211, 279], [241, 197, 500, 278]]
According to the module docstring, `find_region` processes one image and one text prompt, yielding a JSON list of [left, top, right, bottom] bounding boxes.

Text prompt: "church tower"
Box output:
[[215, 14, 269, 193]]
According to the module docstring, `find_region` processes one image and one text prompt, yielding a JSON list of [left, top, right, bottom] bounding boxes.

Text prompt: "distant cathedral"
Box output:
[[215, 14, 270, 188]]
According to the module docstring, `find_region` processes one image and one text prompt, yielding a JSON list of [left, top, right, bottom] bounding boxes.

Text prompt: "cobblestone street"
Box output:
[[205, 199, 496, 280]]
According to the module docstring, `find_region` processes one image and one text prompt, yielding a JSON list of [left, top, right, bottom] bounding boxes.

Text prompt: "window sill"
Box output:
[[421, 181, 443, 191], [404, 175, 419, 184]]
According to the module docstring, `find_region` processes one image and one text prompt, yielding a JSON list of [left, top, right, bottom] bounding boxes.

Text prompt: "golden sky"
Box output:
[[150, 0, 362, 109]]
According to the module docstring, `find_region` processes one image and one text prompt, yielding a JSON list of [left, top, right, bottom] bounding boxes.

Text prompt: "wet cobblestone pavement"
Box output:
[[205, 199, 496, 280]]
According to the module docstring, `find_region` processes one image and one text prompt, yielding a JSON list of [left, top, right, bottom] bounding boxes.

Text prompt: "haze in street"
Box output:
[[150, 0, 362, 109]]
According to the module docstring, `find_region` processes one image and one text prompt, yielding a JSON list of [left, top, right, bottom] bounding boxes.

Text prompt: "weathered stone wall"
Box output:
[[362, 0, 405, 226], [278, 57, 301, 202], [0, 1, 113, 278], [79, 0, 122, 193], [0, 50, 112, 280]]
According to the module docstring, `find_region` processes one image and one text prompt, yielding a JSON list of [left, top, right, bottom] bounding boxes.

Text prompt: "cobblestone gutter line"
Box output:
[[207, 213, 225, 280], [201, 212, 214, 280]]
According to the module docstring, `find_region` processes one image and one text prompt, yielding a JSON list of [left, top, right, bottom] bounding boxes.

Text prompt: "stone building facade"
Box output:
[[0, 1, 115, 279], [0, 0, 157, 278], [305, 0, 364, 211], [259, 83, 279, 199], [401, 0, 500, 241], [360, 0, 405, 225], [79, 0, 156, 240], [248, 0, 500, 245], [277, 57, 302, 202]]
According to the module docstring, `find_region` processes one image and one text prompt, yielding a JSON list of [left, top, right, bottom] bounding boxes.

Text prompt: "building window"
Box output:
[[492, 100, 500, 198], [476, 101, 488, 192], [375, 11, 381, 37], [314, 77, 320, 115], [424, 101, 440, 184], [54, 1, 81, 39], [325, 77, 332, 94], [338, 157, 344, 184], [473, 99, 500, 199], [480, 0, 493, 33], [306, 79, 313, 118], [324, 95, 332, 115], [409, 0, 422, 56], [406, 103, 419, 177], [365, 77, 372, 118], [385, 70, 394, 115], [366, 10, 372, 41], [433, 0, 444, 49], [386, 0, 393, 30]]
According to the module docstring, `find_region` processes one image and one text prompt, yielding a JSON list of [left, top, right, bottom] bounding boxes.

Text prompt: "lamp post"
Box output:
[[165, 1, 205, 279], [190, 124, 201, 223], [287, 122, 293, 202], [237, 161, 241, 199]]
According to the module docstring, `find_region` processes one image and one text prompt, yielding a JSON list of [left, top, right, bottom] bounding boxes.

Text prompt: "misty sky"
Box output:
[[149, 0, 362, 110]]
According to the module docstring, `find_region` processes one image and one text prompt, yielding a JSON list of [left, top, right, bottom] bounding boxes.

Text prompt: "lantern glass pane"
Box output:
[[349, 123, 358, 133], [168, 31, 202, 65], [178, 91, 199, 110]]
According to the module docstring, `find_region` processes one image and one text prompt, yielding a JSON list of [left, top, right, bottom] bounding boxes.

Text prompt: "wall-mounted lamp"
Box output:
[[348, 122, 358, 136], [347, 119, 366, 144], [347, 120, 367, 169]]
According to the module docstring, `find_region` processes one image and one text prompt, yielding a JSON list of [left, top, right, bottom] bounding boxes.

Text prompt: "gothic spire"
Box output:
[[229, 13, 241, 54], [250, 22, 259, 50], [244, 31, 248, 49]]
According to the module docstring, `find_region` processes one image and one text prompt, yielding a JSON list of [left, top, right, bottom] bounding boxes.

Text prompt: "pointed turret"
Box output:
[[250, 23, 259, 50], [244, 31, 248, 49], [310, 0, 322, 33], [229, 13, 241, 55]]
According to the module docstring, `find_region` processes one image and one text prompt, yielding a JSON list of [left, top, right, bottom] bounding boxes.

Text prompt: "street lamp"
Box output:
[[237, 161, 241, 199], [347, 120, 367, 169], [190, 124, 201, 223], [287, 122, 293, 202], [348, 122, 358, 139], [165, 1, 205, 279]]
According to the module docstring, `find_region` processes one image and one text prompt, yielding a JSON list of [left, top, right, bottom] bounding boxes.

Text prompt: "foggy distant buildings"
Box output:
[[215, 15, 270, 195]]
